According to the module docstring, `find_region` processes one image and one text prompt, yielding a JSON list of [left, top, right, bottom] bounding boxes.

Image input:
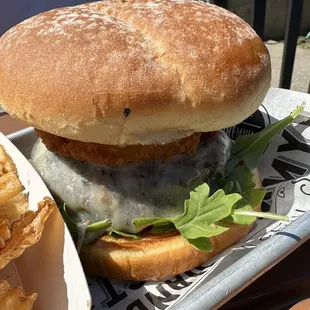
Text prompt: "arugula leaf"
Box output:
[[150, 223, 176, 234], [243, 188, 266, 206], [225, 165, 255, 194], [59, 203, 112, 248], [59, 203, 78, 234], [225, 105, 304, 175], [133, 218, 172, 232], [87, 219, 112, 233], [209, 165, 254, 195], [224, 189, 266, 225], [133, 184, 242, 251], [76, 219, 112, 250], [132, 181, 287, 252], [224, 188, 289, 224], [129, 219, 177, 235], [173, 184, 241, 240], [232, 210, 289, 222], [225, 205, 256, 225], [109, 230, 142, 240], [188, 237, 212, 252]]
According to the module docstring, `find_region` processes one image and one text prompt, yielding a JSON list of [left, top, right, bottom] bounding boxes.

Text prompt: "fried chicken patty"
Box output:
[[35, 130, 219, 165]]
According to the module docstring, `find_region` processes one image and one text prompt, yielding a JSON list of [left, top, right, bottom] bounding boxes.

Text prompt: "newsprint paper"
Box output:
[[88, 88, 310, 310]]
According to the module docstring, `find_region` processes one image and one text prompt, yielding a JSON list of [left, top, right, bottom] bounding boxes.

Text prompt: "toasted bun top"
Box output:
[[0, 0, 270, 145]]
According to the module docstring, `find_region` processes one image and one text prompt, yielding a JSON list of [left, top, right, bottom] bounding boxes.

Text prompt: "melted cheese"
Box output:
[[31, 131, 231, 233]]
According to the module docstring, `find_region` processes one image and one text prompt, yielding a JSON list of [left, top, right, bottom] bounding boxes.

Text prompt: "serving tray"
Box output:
[[7, 87, 310, 310]]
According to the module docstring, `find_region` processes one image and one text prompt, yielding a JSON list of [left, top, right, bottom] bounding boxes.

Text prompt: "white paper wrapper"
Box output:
[[87, 88, 310, 310], [0, 133, 91, 310]]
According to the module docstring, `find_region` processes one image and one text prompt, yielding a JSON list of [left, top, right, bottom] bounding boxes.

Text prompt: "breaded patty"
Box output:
[[35, 130, 220, 165]]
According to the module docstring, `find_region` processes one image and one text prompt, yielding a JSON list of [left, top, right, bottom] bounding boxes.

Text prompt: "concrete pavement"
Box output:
[[266, 41, 310, 93]]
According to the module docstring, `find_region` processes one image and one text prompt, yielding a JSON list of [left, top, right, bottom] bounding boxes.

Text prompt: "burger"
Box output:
[[0, 0, 298, 281]]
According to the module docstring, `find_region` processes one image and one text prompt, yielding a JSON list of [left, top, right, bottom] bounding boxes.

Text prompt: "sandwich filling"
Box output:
[[31, 131, 231, 233], [31, 105, 303, 251]]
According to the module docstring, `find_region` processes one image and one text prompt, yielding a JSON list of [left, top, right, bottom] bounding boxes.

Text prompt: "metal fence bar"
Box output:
[[280, 0, 304, 89], [251, 0, 267, 39], [210, 0, 227, 9]]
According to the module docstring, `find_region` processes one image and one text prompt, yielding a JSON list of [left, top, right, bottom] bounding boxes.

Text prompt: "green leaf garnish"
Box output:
[[225, 205, 256, 225], [109, 230, 142, 240], [133, 184, 243, 251], [87, 219, 112, 233], [224, 165, 255, 194], [132, 182, 288, 251], [243, 188, 266, 206], [59, 203, 78, 234], [150, 223, 176, 234], [173, 184, 241, 240], [224, 189, 266, 225], [209, 165, 255, 195], [133, 218, 171, 232], [188, 237, 212, 252], [59, 203, 112, 247], [225, 105, 304, 175], [232, 210, 289, 222]]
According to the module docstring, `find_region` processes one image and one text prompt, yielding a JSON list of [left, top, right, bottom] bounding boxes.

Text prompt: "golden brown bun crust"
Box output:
[[80, 168, 262, 280], [290, 299, 310, 310], [0, 1, 270, 145]]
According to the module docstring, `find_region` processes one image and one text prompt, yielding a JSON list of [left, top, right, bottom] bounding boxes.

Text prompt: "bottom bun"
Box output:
[[80, 168, 261, 281]]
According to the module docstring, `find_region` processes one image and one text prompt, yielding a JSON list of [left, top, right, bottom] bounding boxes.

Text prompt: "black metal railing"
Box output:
[[251, 0, 266, 39], [280, 0, 304, 89], [211, 0, 307, 92]]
